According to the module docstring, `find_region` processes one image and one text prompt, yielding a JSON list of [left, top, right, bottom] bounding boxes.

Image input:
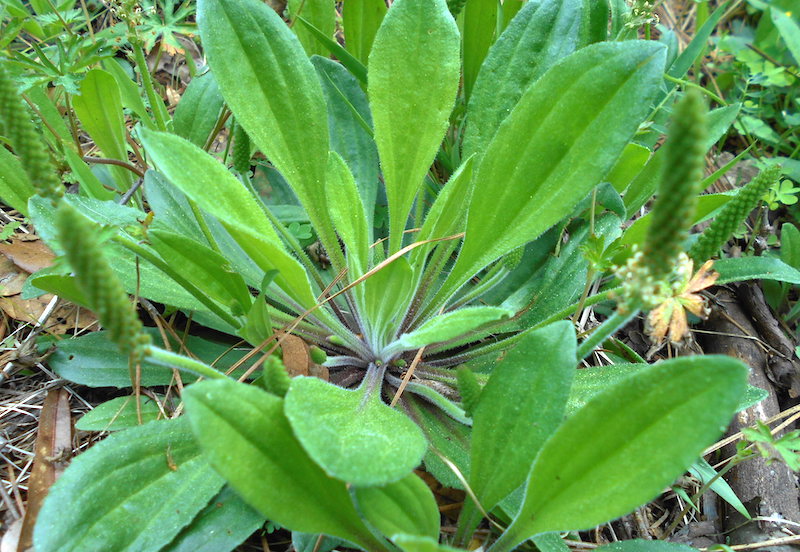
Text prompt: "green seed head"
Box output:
[[689, 165, 782, 263], [56, 203, 150, 355], [232, 121, 251, 174], [309, 345, 327, 365], [0, 62, 63, 204], [261, 355, 291, 397], [456, 366, 482, 418], [642, 89, 707, 284]]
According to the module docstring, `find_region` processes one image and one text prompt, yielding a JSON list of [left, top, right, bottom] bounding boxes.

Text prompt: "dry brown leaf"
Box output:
[[0, 237, 55, 274], [0, 295, 96, 334], [17, 388, 73, 551], [279, 333, 310, 378], [0, 255, 26, 297]]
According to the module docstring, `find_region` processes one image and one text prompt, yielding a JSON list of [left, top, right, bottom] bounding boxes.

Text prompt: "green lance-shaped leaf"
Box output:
[[183, 379, 390, 551], [445, 42, 666, 301], [139, 129, 317, 309], [342, 0, 387, 65], [642, 89, 707, 282], [690, 165, 782, 263], [353, 473, 441, 541], [34, 418, 224, 552], [368, 0, 460, 252], [462, 0, 498, 102], [312, 56, 380, 226], [148, 230, 253, 315], [173, 71, 225, 148], [197, 0, 341, 265], [489, 355, 747, 551], [386, 306, 514, 356], [287, 0, 336, 58], [595, 541, 699, 552], [469, 322, 576, 512], [0, 144, 35, 216], [326, 151, 370, 278], [463, 0, 591, 160], [163, 486, 265, 552], [284, 371, 428, 486], [72, 69, 133, 191], [0, 62, 62, 203], [55, 203, 151, 357]]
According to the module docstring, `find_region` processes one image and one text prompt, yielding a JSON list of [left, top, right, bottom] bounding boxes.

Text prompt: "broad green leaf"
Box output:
[[567, 363, 767, 415], [0, 145, 35, 216], [400, 394, 471, 489], [462, 0, 498, 101], [343, 0, 387, 65], [393, 535, 462, 552], [173, 70, 224, 147], [139, 129, 316, 308], [164, 486, 265, 552], [607, 143, 651, 193], [326, 151, 370, 276], [240, 294, 273, 346], [715, 256, 800, 286], [284, 375, 427, 486], [28, 197, 210, 313], [144, 170, 205, 241], [34, 418, 224, 552], [387, 307, 513, 355], [76, 395, 162, 431], [470, 322, 576, 511], [596, 541, 698, 552], [495, 356, 747, 548], [103, 58, 154, 129], [448, 42, 666, 298], [47, 328, 249, 387], [782, 222, 800, 270], [312, 56, 379, 226], [533, 533, 571, 552], [72, 69, 132, 190], [464, 0, 589, 159], [368, 0, 460, 251], [198, 0, 340, 262], [771, 8, 800, 64], [288, 0, 335, 58], [354, 473, 440, 540], [149, 230, 252, 315], [183, 379, 388, 550]]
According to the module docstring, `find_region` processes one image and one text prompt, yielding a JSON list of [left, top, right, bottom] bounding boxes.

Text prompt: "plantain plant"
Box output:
[[0, 0, 775, 550]]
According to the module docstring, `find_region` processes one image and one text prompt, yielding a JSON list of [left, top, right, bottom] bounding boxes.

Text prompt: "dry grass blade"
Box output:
[[17, 388, 72, 551]]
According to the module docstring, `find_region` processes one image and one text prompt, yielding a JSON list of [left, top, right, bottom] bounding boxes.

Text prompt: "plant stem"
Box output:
[[454, 498, 484, 547], [132, 42, 169, 132], [576, 306, 640, 361], [144, 345, 228, 380]]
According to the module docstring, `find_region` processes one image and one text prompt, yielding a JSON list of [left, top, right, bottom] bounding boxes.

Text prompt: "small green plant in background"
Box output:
[[2, 0, 797, 550]]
